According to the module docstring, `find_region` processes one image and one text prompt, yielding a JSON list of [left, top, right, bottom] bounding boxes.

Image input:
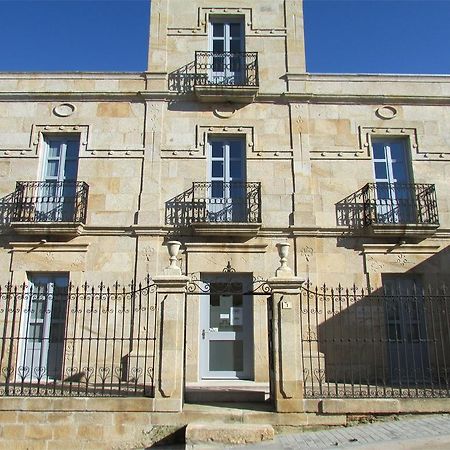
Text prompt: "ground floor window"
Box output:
[[19, 273, 69, 381]]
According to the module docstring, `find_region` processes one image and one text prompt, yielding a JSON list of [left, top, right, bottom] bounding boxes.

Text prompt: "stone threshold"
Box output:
[[185, 381, 270, 403]]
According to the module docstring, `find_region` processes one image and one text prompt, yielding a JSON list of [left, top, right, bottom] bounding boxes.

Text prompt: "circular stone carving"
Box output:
[[213, 107, 236, 119], [376, 105, 397, 120], [53, 103, 76, 117]]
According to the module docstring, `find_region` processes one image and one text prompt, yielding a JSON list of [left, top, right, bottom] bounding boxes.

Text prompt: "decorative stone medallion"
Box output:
[[53, 103, 76, 117], [375, 105, 397, 120], [213, 106, 236, 119]]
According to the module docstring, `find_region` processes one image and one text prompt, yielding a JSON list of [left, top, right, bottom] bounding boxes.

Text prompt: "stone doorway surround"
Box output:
[[140, 240, 306, 412]]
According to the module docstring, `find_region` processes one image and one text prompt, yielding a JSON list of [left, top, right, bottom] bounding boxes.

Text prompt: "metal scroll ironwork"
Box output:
[[186, 262, 271, 295]]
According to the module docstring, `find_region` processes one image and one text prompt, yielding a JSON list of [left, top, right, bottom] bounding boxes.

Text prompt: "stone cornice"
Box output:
[[287, 72, 450, 82], [1, 89, 450, 106], [282, 93, 450, 106], [0, 72, 144, 79], [0, 92, 143, 101]]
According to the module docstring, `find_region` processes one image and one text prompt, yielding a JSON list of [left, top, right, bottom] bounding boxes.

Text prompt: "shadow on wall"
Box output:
[[335, 189, 366, 229], [0, 191, 16, 225], [302, 246, 450, 398], [168, 60, 197, 93]]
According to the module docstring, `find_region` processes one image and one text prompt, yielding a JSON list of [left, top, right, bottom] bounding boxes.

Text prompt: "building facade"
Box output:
[[0, 0, 449, 415]]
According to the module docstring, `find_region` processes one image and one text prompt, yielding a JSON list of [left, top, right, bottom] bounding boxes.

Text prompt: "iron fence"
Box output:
[[0, 278, 157, 397], [194, 51, 259, 87], [301, 282, 450, 398], [12, 181, 89, 224], [165, 181, 261, 226]]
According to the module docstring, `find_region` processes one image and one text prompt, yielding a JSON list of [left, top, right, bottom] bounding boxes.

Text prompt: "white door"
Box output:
[[19, 274, 69, 381], [372, 139, 414, 223], [199, 274, 253, 379], [39, 138, 80, 221], [208, 138, 245, 222], [209, 19, 244, 84]]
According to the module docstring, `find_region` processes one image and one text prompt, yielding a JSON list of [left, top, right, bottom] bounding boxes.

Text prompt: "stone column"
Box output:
[[268, 243, 305, 412], [152, 241, 189, 412]]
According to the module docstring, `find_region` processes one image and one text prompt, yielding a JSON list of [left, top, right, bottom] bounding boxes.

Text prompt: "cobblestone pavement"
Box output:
[[227, 414, 450, 449]]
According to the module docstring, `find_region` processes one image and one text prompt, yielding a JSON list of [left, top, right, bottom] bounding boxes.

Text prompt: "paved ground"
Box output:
[[227, 414, 450, 449]]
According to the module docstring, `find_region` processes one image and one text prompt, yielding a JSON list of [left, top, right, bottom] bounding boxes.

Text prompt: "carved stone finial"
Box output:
[[275, 242, 292, 277], [165, 241, 182, 275]]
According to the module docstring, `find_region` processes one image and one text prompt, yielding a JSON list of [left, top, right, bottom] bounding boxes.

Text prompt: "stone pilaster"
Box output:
[[152, 274, 189, 412], [152, 241, 189, 412], [268, 242, 305, 412], [268, 277, 305, 412]]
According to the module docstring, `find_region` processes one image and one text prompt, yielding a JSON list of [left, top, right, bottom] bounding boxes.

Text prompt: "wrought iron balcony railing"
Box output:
[[165, 182, 261, 226], [194, 51, 259, 87], [362, 183, 438, 226], [336, 183, 438, 228], [12, 181, 89, 224]]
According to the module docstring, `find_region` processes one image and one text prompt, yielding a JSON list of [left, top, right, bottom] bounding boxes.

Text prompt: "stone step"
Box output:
[[185, 386, 269, 403], [185, 423, 274, 448]]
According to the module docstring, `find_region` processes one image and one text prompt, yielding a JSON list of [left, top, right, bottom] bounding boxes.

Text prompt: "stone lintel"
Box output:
[[10, 222, 85, 237]]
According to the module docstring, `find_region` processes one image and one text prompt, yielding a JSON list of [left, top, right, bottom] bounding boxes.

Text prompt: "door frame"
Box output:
[[197, 272, 254, 380]]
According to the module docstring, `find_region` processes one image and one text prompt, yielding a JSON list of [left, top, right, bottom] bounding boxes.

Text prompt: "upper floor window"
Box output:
[[42, 136, 80, 183], [371, 138, 416, 224], [210, 18, 245, 54], [209, 17, 245, 85]]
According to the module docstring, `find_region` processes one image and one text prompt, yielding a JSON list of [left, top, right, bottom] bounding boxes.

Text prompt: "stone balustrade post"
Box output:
[[268, 243, 305, 412], [152, 241, 189, 412]]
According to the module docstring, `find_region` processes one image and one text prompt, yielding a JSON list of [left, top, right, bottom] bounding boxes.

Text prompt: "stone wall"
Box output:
[[0, 398, 163, 450]]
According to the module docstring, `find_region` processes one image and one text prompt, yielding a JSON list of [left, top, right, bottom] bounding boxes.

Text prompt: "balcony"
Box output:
[[193, 51, 259, 103], [165, 182, 261, 236], [336, 183, 439, 239], [8, 181, 89, 236]]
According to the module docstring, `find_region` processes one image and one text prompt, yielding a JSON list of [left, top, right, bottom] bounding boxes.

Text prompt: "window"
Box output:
[[19, 273, 69, 380], [382, 274, 429, 383], [372, 138, 415, 223], [209, 17, 245, 85], [39, 136, 80, 222], [207, 137, 246, 222]]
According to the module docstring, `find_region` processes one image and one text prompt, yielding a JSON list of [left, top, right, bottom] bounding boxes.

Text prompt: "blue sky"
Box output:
[[0, 0, 449, 74]]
